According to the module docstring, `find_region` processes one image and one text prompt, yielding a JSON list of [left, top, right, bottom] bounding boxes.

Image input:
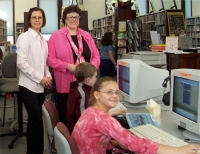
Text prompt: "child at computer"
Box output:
[[66, 62, 127, 134], [71, 76, 200, 153]]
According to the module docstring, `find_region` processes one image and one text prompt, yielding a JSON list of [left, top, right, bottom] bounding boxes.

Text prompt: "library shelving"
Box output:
[[15, 23, 24, 42], [92, 14, 115, 50], [137, 10, 184, 50], [91, 1, 135, 59], [114, 0, 135, 59], [126, 20, 142, 52], [0, 18, 10, 52], [186, 16, 200, 47]]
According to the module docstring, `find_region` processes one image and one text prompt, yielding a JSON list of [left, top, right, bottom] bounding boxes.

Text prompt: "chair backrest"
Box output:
[[54, 122, 80, 154], [42, 100, 59, 136], [1, 53, 17, 78]]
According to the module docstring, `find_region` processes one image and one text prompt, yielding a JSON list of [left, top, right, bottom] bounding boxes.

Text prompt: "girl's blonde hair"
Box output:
[[88, 77, 117, 106]]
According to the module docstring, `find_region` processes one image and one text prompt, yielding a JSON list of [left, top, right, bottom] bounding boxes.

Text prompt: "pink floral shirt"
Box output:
[[72, 107, 159, 154]]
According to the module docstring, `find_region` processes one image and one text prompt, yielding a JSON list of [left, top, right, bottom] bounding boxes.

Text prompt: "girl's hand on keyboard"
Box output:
[[157, 144, 200, 154]]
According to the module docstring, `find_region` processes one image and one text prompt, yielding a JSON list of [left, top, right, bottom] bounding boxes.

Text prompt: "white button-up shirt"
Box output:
[[16, 28, 52, 93]]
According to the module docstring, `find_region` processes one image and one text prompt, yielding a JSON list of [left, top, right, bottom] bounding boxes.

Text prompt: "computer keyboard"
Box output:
[[129, 124, 188, 147]]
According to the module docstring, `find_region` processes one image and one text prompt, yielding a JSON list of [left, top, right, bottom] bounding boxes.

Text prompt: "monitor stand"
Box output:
[[122, 101, 146, 109], [183, 130, 200, 142]]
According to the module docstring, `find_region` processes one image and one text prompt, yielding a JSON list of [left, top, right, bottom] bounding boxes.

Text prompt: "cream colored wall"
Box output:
[[14, 0, 37, 23], [84, 0, 105, 30], [192, 0, 200, 16], [150, 0, 181, 12]]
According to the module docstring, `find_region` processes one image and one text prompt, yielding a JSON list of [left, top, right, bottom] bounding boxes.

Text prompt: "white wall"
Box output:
[[84, 0, 105, 30], [150, 0, 181, 12], [14, 0, 37, 23], [192, 0, 200, 16]]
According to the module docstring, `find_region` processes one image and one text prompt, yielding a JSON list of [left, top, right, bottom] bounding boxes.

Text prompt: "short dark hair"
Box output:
[[75, 62, 97, 83], [62, 5, 82, 24], [27, 7, 46, 28], [101, 32, 113, 46]]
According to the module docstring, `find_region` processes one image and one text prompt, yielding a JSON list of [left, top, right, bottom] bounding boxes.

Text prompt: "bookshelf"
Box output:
[[15, 23, 24, 42], [92, 1, 135, 59], [126, 20, 142, 52], [0, 18, 10, 52], [137, 10, 183, 50], [92, 14, 115, 50], [114, 1, 135, 59], [186, 16, 200, 47]]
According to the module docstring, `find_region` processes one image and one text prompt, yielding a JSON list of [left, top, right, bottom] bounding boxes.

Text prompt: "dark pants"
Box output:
[[100, 59, 115, 77], [56, 92, 68, 126], [19, 86, 45, 154]]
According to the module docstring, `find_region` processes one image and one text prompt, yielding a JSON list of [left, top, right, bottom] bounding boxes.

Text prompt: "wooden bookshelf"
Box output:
[[0, 18, 10, 52]]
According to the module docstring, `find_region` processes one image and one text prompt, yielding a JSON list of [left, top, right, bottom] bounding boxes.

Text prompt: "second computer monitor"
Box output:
[[169, 69, 200, 141], [117, 59, 169, 107]]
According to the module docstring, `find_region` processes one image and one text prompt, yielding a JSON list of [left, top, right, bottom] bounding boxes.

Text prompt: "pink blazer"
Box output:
[[47, 27, 100, 93]]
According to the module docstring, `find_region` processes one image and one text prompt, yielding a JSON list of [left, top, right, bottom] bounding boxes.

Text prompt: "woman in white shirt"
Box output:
[[16, 7, 52, 154]]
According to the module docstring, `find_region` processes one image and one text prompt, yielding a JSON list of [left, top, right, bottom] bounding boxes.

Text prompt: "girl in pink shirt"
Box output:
[[72, 77, 200, 154]]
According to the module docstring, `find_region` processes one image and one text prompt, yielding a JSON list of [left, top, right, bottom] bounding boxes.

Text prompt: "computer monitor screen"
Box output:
[[119, 65, 129, 95], [169, 69, 200, 141], [117, 59, 169, 107]]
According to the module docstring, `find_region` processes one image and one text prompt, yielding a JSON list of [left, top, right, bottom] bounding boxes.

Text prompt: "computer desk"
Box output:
[[124, 102, 186, 140]]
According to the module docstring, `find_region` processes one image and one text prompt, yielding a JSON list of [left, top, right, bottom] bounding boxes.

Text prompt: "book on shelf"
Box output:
[[117, 48, 126, 54], [128, 22, 133, 31], [118, 21, 126, 32], [118, 39, 126, 47]]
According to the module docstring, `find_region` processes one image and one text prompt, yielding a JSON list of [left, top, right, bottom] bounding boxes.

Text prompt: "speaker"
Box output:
[[162, 76, 170, 106]]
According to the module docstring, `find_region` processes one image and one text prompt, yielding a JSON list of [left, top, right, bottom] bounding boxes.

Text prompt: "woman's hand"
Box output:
[[67, 64, 77, 73], [40, 76, 52, 88], [157, 144, 200, 154]]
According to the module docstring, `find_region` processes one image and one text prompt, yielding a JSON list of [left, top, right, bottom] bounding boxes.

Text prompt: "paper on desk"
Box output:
[[163, 50, 189, 54], [146, 99, 157, 108]]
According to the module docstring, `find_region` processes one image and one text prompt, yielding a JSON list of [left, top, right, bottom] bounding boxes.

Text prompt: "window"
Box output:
[[0, 0, 13, 43], [39, 0, 58, 35]]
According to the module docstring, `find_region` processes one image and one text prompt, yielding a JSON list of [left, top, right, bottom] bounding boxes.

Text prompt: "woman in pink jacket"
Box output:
[[47, 5, 100, 125]]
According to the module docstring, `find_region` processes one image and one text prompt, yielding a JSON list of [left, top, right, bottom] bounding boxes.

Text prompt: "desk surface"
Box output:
[[124, 102, 186, 140]]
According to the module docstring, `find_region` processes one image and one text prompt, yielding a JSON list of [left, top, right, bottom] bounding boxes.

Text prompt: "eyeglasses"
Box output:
[[31, 16, 43, 20], [99, 90, 120, 97], [67, 16, 81, 21]]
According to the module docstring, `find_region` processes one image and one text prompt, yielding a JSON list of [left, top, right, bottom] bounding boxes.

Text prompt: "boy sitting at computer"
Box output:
[[66, 62, 127, 134]]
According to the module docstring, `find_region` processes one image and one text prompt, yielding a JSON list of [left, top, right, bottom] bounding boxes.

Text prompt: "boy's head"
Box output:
[[75, 62, 97, 87]]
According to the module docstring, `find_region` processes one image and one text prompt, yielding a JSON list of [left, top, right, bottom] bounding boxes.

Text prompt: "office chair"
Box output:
[[42, 100, 59, 154], [0, 53, 26, 149], [0, 52, 18, 127], [54, 122, 80, 154]]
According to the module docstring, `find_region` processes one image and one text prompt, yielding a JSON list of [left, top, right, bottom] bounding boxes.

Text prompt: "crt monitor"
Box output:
[[117, 59, 169, 107], [169, 69, 200, 141]]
